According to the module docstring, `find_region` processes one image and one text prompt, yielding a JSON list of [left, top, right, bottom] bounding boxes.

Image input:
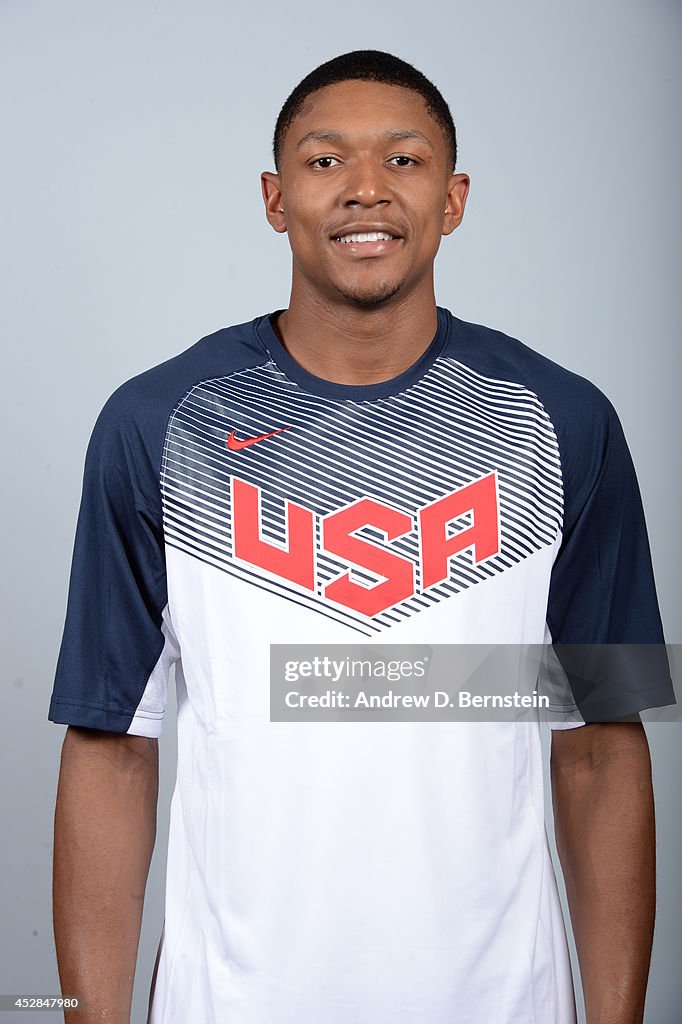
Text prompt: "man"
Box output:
[[49, 50, 674, 1024]]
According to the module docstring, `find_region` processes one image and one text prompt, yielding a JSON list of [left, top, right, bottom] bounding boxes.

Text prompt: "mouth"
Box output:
[[331, 229, 403, 257]]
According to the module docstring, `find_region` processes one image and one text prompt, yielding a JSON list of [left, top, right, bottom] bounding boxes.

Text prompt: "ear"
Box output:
[[442, 173, 470, 237], [261, 171, 287, 234]]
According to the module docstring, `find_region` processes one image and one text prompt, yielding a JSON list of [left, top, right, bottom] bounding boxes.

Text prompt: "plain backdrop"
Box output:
[[1, 1, 680, 1022]]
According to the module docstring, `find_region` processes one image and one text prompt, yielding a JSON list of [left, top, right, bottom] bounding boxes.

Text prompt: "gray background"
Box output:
[[1, 0, 679, 1021]]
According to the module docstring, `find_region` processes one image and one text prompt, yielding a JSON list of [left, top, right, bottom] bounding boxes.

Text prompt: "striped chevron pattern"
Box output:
[[160, 356, 564, 635]]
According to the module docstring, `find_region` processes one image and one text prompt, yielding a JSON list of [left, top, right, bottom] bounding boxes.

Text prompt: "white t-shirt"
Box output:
[[49, 307, 673, 1023]]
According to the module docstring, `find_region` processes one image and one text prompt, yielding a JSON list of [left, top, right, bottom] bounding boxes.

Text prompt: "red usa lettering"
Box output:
[[230, 472, 500, 617]]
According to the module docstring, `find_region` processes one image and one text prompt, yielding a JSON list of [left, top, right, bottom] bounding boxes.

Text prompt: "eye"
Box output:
[[310, 156, 341, 169], [389, 155, 417, 167]]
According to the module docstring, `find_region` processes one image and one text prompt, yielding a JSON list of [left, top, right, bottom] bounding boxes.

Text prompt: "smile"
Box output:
[[334, 231, 399, 243], [331, 231, 403, 257]]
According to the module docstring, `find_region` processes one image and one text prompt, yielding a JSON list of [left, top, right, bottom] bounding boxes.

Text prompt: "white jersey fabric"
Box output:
[[49, 307, 673, 1023]]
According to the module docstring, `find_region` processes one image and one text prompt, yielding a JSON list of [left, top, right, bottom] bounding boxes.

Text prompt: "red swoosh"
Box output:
[[226, 426, 291, 451]]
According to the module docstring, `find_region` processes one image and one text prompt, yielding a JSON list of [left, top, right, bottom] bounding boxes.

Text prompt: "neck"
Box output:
[[273, 278, 439, 386]]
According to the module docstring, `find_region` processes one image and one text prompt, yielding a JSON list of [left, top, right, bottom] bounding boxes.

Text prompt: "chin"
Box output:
[[333, 278, 405, 307]]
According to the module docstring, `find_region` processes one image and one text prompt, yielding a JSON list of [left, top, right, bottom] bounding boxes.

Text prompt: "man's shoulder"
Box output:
[[90, 315, 271, 447], [443, 309, 616, 443], [107, 315, 268, 414]]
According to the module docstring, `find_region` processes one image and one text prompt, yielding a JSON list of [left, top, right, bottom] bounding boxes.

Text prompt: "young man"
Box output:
[[49, 50, 674, 1024]]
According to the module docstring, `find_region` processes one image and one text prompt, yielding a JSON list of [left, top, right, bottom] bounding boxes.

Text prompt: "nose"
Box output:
[[340, 156, 392, 208]]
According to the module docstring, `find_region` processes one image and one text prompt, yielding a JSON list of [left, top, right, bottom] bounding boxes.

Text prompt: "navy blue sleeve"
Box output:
[[546, 383, 674, 720], [48, 382, 180, 737]]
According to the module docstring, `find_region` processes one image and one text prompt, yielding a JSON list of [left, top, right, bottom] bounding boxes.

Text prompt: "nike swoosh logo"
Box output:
[[226, 426, 291, 451]]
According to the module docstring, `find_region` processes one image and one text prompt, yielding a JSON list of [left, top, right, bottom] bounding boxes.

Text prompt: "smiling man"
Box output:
[[261, 73, 466, 384], [49, 51, 674, 1024]]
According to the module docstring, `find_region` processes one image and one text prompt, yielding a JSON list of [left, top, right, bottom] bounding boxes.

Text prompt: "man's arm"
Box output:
[[550, 721, 656, 1024], [53, 725, 159, 1024]]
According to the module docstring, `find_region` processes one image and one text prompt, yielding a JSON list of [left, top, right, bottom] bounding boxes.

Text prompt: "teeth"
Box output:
[[336, 231, 396, 243]]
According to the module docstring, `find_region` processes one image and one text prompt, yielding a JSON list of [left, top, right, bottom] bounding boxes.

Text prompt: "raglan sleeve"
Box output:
[[48, 382, 180, 737], [544, 379, 675, 725]]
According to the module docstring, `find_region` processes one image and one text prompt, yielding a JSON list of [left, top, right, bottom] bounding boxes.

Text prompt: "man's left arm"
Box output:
[[550, 721, 656, 1024]]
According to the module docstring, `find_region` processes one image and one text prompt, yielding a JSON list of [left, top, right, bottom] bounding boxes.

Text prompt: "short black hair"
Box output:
[[273, 50, 457, 172]]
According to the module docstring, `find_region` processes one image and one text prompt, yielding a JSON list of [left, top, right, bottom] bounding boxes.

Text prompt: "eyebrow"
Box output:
[[295, 128, 435, 150]]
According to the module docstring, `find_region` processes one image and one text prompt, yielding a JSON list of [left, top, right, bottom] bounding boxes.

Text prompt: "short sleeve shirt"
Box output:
[[49, 308, 674, 1024]]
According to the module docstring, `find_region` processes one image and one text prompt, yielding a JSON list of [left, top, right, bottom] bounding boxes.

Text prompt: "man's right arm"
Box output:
[[53, 725, 159, 1024]]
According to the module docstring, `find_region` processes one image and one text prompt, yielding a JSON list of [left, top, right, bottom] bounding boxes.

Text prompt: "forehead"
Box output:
[[286, 79, 443, 150]]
